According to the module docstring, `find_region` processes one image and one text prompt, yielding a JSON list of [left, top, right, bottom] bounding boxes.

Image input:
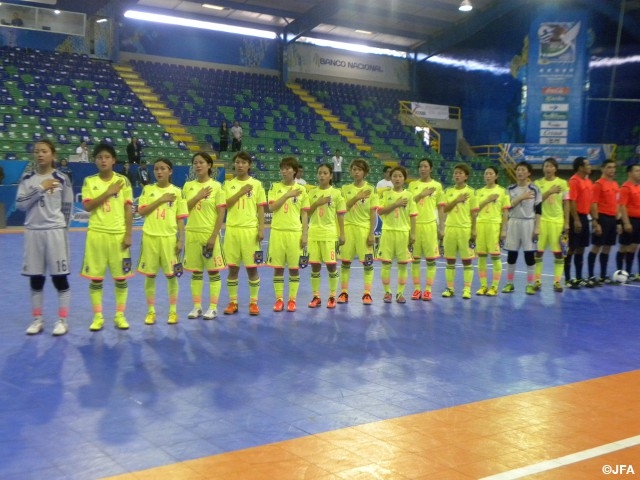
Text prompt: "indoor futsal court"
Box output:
[[1, 227, 639, 480]]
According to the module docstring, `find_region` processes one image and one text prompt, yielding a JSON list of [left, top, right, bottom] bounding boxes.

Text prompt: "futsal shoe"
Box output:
[[396, 294, 406, 304], [187, 307, 202, 319], [273, 299, 284, 312], [486, 286, 498, 296], [203, 308, 218, 320], [308, 296, 321, 308], [525, 285, 536, 295], [422, 290, 432, 301], [144, 312, 156, 325], [89, 314, 104, 332], [553, 281, 564, 292], [441, 288, 455, 298], [286, 300, 297, 312], [26, 318, 44, 335], [383, 292, 393, 303], [337, 292, 349, 304], [501, 283, 515, 293], [52, 319, 68, 336], [114, 313, 130, 329], [462, 288, 471, 299], [167, 312, 178, 324], [327, 297, 337, 309], [362, 293, 373, 305], [533, 280, 542, 291], [249, 303, 260, 316], [475, 286, 488, 296], [223, 302, 238, 315], [411, 289, 422, 300]]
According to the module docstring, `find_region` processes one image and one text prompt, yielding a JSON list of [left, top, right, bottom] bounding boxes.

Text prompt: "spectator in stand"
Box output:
[[58, 158, 73, 185], [331, 149, 344, 185], [75, 141, 89, 162], [137, 160, 150, 187], [121, 162, 137, 187], [376, 166, 394, 191], [295, 166, 307, 186], [127, 136, 142, 164], [219, 121, 229, 152], [11, 13, 24, 27], [231, 121, 243, 152]]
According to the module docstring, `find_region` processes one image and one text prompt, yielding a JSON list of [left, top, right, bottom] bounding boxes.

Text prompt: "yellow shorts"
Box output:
[[137, 234, 178, 276], [538, 219, 563, 253], [443, 226, 473, 260], [476, 222, 501, 255], [413, 222, 439, 259], [267, 230, 303, 268], [340, 224, 373, 262], [184, 230, 226, 272], [81, 230, 133, 281], [378, 229, 412, 263], [223, 226, 261, 267], [309, 240, 338, 265]]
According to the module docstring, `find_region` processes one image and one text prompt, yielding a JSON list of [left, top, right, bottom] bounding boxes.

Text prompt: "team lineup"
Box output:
[[17, 141, 640, 336]]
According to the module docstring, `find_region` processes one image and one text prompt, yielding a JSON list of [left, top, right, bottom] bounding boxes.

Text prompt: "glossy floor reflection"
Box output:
[[0, 229, 638, 479]]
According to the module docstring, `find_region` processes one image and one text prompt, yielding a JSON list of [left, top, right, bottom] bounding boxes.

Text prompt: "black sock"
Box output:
[[600, 253, 609, 278], [564, 254, 573, 281], [587, 252, 597, 278], [574, 253, 584, 279]]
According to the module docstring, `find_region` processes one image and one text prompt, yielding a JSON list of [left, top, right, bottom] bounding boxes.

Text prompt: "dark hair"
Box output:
[[154, 157, 173, 170], [318, 163, 333, 184], [419, 157, 433, 169], [233, 151, 252, 164], [516, 160, 532, 174], [543, 157, 558, 171], [192, 151, 214, 176], [484, 166, 498, 176], [349, 158, 370, 175], [572, 156, 587, 172], [390, 166, 408, 180], [92, 143, 116, 159], [627, 163, 640, 173], [34, 139, 57, 168], [601, 158, 616, 168], [279, 156, 299, 173], [453, 163, 470, 176], [382, 165, 392, 174]]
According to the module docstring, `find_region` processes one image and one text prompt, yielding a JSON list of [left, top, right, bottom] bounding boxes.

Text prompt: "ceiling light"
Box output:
[[459, 0, 472, 12], [124, 10, 277, 39], [96, 18, 108, 23], [355, 30, 372, 35], [202, 4, 225, 10], [54, 9, 61, 14]]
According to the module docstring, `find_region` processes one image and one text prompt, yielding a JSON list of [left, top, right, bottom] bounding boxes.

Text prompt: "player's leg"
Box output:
[[502, 219, 519, 292], [475, 223, 489, 294], [51, 275, 70, 335], [326, 242, 339, 308], [273, 267, 285, 312], [411, 223, 427, 299], [287, 267, 300, 312], [442, 226, 459, 297], [184, 230, 205, 318], [396, 231, 411, 303], [308, 241, 322, 307]]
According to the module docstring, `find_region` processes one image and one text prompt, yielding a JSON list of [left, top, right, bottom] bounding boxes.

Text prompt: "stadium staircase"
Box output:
[[470, 143, 517, 182], [397, 102, 440, 154], [113, 64, 200, 153]]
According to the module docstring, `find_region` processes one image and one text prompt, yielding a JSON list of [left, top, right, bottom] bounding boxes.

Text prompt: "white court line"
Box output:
[[479, 435, 640, 480]]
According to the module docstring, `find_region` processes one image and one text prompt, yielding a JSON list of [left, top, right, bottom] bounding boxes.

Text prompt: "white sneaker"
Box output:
[[52, 319, 68, 336], [26, 318, 44, 335], [187, 307, 202, 319], [202, 308, 217, 320]]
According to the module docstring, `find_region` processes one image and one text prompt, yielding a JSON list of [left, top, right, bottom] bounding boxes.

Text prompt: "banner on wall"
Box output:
[[410, 102, 450, 120], [504, 143, 616, 165], [286, 43, 409, 88], [525, 10, 589, 144]]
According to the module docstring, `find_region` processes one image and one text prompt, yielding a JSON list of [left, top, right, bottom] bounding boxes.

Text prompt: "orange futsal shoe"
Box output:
[[249, 303, 260, 316], [223, 302, 238, 315], [422, 290, 432, 301], [308, 296, 321, 308], [411, 289, 421, 300], [327, 296, 337, 309], [337, 292, 349, 303], [273, 299, 284, 312], [362, 293, 373, 305], [286, 300, 297, 312]]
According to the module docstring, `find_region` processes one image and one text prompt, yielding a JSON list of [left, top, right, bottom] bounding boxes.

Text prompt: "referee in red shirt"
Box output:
[[617, 163, 640, 280], [587, 159, 620, 285], [565, 156, 593, 288]]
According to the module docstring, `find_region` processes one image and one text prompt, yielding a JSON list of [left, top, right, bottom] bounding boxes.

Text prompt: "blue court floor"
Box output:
[[0, 229, 638, 479]]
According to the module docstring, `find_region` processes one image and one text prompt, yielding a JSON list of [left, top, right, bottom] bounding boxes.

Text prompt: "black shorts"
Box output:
[[619, 217, 640, 246], [591, 214, 617, 246], [569, 213, 590, 248]]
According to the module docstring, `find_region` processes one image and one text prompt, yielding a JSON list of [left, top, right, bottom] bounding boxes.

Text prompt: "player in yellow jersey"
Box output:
[[81, 143, 133, 332], [534, 157, 569, 292], [183, 152, 226, 320], [439, 164, 478, 299], [475, 166, 510, 296], [377, 166, 417, 303], [137, 158, 189, 325], [223, 151, 267, 316], [307, 163, 346, 309], [267, 157, 310, 313], [338, 159, 377, 305], [407, 158, 445, 301]]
